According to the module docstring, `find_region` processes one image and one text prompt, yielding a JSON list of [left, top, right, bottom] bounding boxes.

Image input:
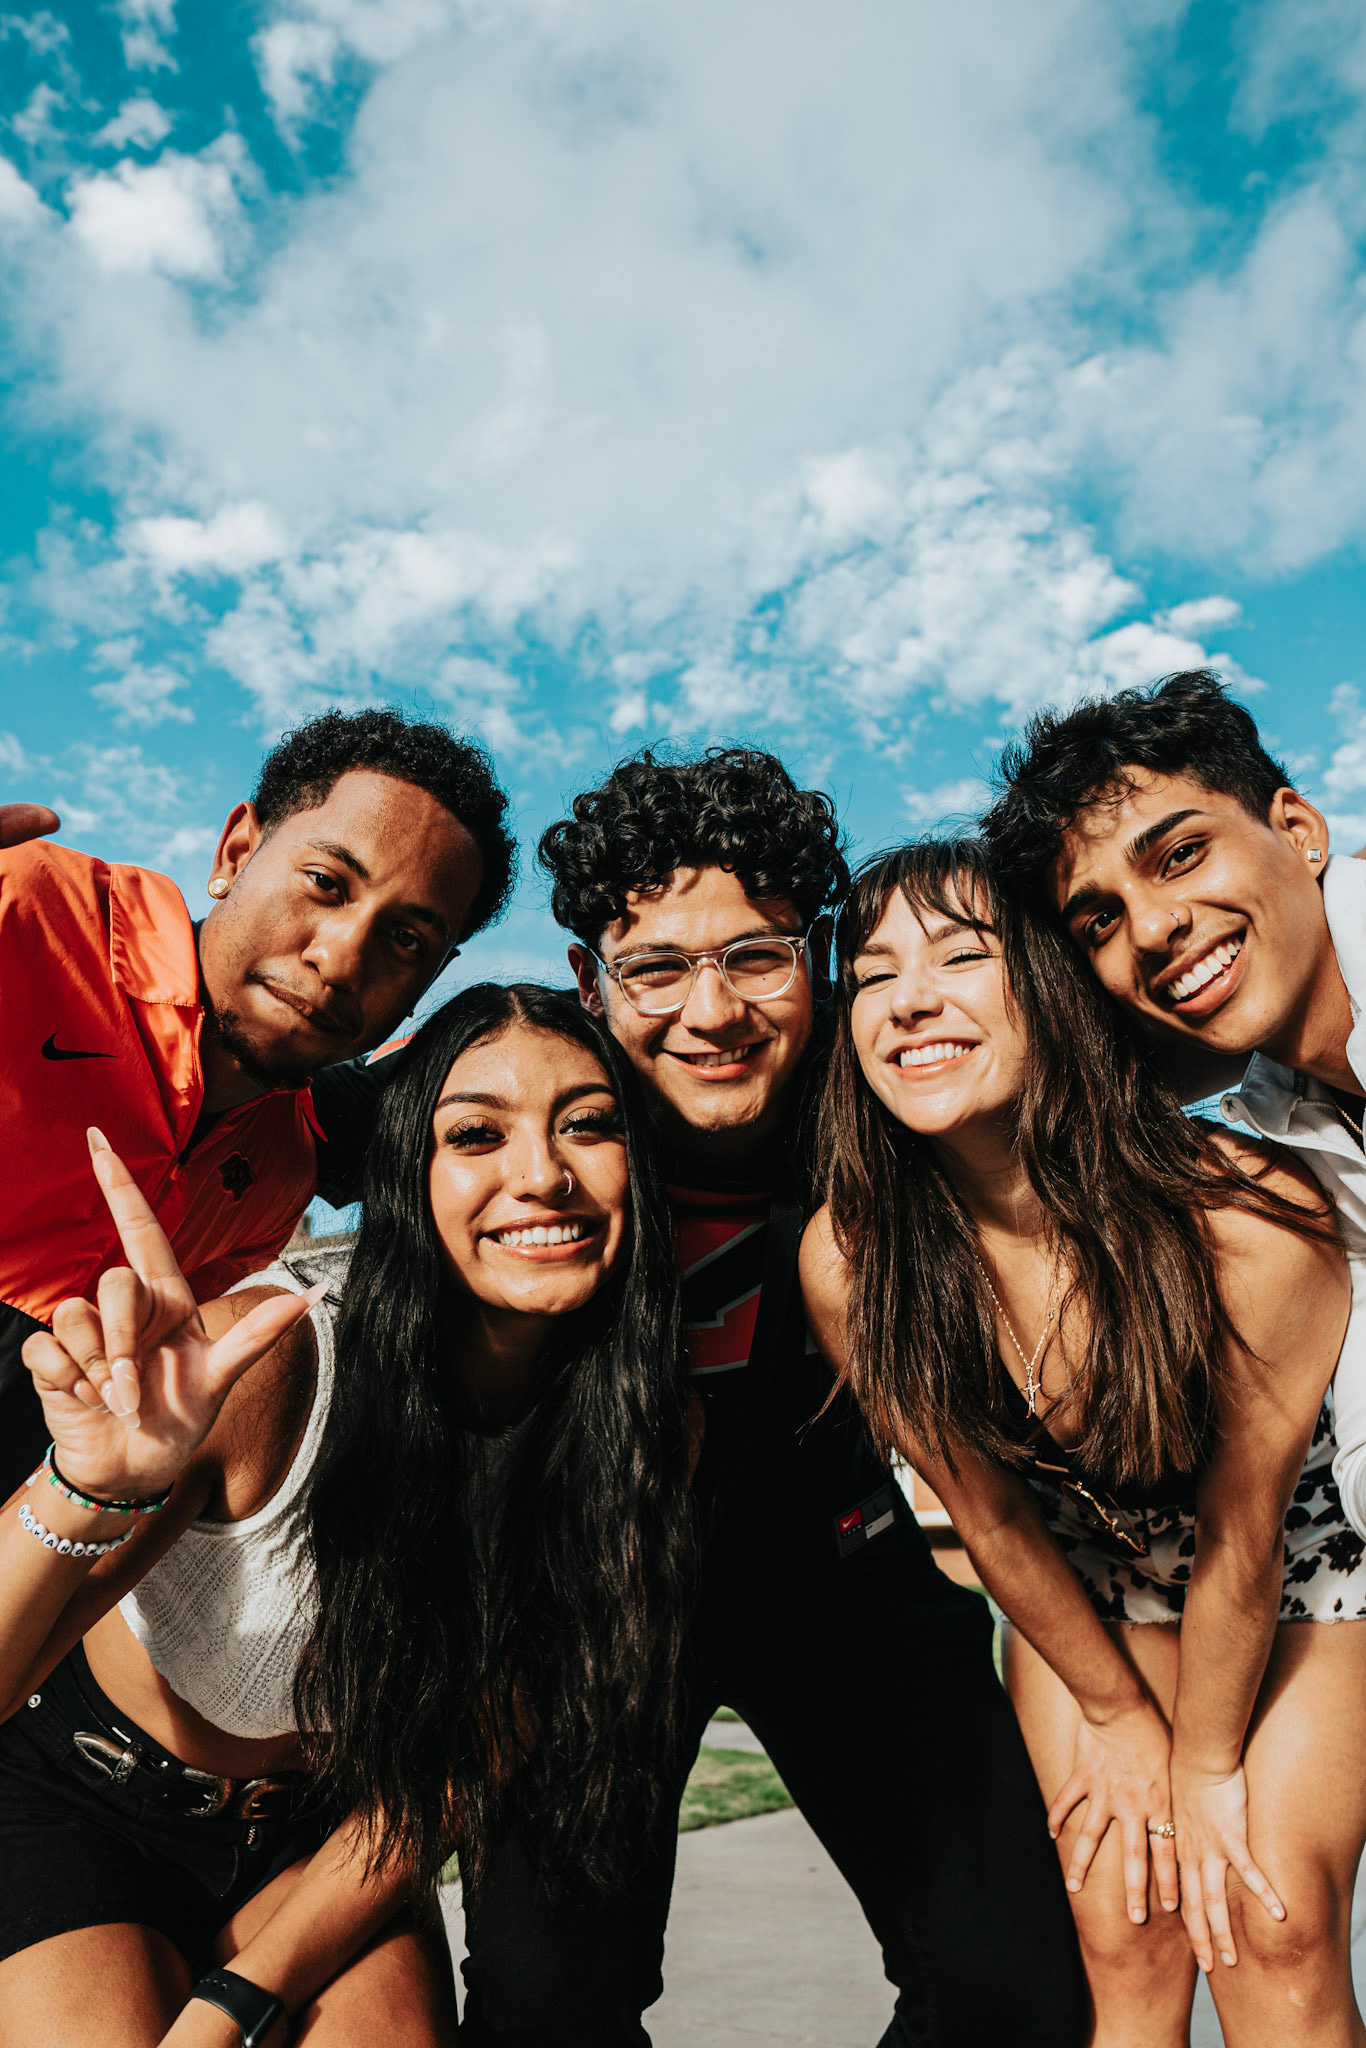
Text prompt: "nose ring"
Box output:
[[561, 1170, 574, 1197], [1170, 909, 1182, 932]]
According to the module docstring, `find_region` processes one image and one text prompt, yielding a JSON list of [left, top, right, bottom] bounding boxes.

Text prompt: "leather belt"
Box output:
[[71, 1727, 307, 1821]]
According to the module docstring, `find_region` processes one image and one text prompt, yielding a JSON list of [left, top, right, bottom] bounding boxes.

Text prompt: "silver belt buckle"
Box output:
[[181, 1766, 233, 1818], [73, 1729, 140, 1787]]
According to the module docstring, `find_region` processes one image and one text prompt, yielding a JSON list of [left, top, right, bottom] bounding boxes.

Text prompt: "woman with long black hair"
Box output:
[[0, 983, 692, 2047], [800, 841, 1366, 2048]]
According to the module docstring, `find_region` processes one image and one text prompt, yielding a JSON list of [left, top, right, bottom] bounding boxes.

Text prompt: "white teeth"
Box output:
[[682, 1048, 750, 1068], [494, 1222, 585, 1248], [1170, 936, 1243, 1002], [897, 1042, 974, 1068]]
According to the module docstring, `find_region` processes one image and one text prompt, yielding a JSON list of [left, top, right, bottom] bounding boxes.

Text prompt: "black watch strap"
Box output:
[[188, 1967, 285, 2047]]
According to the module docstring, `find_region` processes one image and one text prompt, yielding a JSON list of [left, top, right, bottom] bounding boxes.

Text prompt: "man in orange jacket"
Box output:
[[0, 709, 514, 1490]]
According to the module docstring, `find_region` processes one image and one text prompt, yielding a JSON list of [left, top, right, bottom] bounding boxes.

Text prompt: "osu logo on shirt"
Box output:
[[679, 1218, 765, 1377]]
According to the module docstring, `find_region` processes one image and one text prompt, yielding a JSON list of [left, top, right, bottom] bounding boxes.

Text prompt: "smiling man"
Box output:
[[982, 670, 1366, 1529], [441, 747, 1087, 2048], [984, 674, 1342, 1072], [0, 708, 513, 1493]]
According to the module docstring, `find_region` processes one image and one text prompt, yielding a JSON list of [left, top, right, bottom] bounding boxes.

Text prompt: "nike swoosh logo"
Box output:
[[41, 1034, 114, 1062]]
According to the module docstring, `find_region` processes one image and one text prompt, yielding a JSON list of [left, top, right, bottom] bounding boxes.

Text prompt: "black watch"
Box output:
[[188, 1967, 286, 2047]]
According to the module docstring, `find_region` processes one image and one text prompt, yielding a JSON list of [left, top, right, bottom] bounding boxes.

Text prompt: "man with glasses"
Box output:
[[444, 747, 1086, 2046]]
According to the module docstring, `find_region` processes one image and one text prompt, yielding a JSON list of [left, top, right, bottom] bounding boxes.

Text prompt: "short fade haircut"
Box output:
[[982, 670, 1292, 890], [253, 707, 516, 939], [538, 746, 850, 945]]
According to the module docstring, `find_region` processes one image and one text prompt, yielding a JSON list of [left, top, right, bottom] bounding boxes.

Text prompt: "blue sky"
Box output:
[[4, 0, 1366, 1020]]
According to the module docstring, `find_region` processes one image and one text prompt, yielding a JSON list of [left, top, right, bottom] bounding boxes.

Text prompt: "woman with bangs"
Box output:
[[800, 839, 1366, 2048], [0, 983, 693, 2048]]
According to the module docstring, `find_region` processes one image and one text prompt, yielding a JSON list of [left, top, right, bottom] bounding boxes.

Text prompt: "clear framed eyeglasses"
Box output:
[[593, 931, 813, 1015]]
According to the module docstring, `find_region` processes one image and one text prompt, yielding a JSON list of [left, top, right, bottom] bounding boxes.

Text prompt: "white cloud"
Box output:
[[1156, 597, 1243, 638], [46, 741, 203, 879], [21, 1, 1140, 565], [1, 0, 1359, 771], [433, 653, 541, 758], [254, 22, 341, 130], [1324, 684, 1366, 801], [194, 523, 573, 732], [903, 775, 989, 826], [0, 13, 68, 57], [0, 155, 44, 227], [129, 501, 287, 577], [116, 0, 178, 73], [95, 96, 173, 152], [254, 0, 452, 130], [91, 659, 194, 726], [0, 731, 29, 776], [67, 139, 244, 279], [12, 82, 65, 147]]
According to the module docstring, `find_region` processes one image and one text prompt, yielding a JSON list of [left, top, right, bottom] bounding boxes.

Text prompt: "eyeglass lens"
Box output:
[[616, 938, 801, 1013]]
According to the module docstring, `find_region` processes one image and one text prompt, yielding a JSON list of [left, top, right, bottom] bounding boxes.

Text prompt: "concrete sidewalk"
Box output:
[[650, 1805, 893, 2045], [441, 1804, 893, 2045]]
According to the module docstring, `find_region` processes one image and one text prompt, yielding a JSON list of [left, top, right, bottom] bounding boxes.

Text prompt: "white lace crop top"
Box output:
[[118, 1258, 335, 1741]]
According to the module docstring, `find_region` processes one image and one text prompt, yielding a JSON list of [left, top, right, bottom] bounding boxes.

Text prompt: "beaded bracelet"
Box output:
[[17, 1500, 132, 1559], [33, 1443, 170, 1518]]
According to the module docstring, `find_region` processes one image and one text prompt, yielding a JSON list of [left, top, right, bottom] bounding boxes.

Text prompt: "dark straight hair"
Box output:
[[294, 983, 694, 1897], [818, 840, 1332, 1489], [982, 670, 1292, 891]]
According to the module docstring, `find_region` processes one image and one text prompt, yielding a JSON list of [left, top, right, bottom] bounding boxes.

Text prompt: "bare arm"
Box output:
[[800, 1208, 1180, 1923], [158, 1815, 416, 2047], [1170, 1152, 1349, 1968], [0, 1138, 322, 1716]]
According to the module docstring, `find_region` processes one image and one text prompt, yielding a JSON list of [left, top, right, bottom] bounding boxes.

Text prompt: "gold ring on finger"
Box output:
[[1146, 1820, 1176, 1839]]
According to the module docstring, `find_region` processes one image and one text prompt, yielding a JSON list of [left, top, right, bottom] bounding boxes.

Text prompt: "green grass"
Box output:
[[709, 1704, 743, 1723], [678, 1746, 794, 1832]]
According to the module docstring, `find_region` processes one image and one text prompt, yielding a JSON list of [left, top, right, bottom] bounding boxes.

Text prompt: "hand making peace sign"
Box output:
[[20, 1129, 324, 1505]]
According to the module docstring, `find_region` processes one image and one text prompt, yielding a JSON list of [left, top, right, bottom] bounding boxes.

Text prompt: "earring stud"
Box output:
[[207, 877, 230, 898], [1308, 848, 1324, 864]]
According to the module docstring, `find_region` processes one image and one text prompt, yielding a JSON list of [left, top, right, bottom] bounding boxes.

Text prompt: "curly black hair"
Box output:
[[981, 670, 1291, 891], [537, 746, 850, 943], [253, 707, 516, 939]]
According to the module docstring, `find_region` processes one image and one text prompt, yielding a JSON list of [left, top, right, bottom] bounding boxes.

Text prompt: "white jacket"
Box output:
[[1216, 853, 1366, 1537]]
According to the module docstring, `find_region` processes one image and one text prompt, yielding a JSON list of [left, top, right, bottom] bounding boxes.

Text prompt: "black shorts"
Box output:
[[0, 1646, 333, 1970]]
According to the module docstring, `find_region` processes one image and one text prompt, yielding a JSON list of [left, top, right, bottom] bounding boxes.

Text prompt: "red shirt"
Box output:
[[0, 841, 320, 1324]]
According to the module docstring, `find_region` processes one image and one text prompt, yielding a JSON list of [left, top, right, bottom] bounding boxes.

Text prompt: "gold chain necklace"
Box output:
[[974, 1253, 1063, 1418], [1332, 1094, 1365, 1146]]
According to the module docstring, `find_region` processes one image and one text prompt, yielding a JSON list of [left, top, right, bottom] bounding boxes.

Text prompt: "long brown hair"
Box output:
[[818, 839, 1332, 1489]]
